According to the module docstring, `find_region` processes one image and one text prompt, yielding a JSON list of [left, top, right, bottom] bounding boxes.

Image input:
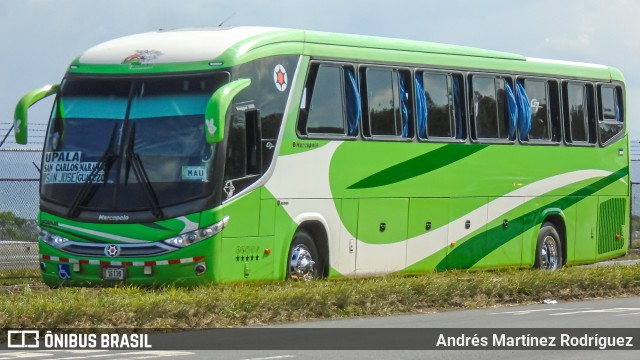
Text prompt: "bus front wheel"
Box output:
[[534, 222, 563, 270], [287, 229, 319, 281]]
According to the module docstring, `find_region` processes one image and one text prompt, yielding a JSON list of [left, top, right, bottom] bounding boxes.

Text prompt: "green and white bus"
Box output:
[[14, 27, 629, 286]]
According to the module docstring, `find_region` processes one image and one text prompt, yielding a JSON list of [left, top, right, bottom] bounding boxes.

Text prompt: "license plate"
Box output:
[[101, 267, 126, 281]]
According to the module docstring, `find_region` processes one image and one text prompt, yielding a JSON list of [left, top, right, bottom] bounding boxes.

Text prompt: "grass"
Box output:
[[2, 264, 640, 329], [0, 268, 39, 281]]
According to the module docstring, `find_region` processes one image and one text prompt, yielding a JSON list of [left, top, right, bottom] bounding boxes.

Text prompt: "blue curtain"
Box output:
[[452, 77, 464, 139], [399, 74, 409, 138], [505, 82, 518, 140], [345, 68, 361, 137], [516, 82, 532, 141], [415, 75, 427, 139]]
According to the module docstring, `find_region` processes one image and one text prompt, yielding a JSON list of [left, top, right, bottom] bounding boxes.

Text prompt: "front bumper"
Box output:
[[38, 240, 214, 287]]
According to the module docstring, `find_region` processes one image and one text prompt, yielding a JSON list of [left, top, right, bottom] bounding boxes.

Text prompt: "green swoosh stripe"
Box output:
[[347, 144, 487, 189], [438, 167, 629, 269], [142, 222, 173, 231]]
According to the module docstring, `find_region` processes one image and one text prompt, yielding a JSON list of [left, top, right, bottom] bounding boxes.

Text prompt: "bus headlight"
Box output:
[[39, 229, 69, 248], [163, 216, 229, 248]]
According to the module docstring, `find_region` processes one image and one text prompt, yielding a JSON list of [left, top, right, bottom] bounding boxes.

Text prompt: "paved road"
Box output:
[[2, 296, 639, 359], [269, 295, 640, 328]]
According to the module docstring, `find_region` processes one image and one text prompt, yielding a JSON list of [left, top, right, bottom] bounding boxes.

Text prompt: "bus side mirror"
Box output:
[[205, 78, 251, 144], [14, 84, 59, 145]]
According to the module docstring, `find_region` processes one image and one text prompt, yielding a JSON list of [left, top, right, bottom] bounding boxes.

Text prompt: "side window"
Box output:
[[470, 75, 515, 141], [597, 84, 624, 145], [417, 71, 466, 140], [548, 81, 562, 143], [563, 82, 595, 144], [298, 63, 360, 137], [599, 86, 618, 120], [225, 109, 261, 181], [522, 79, 551, 141], [421, 72, 453, 138], [233, 56, 299, 172], [567, 83, 587, 142], [304, 64, 346, 135], [362, 67, 411, 139]]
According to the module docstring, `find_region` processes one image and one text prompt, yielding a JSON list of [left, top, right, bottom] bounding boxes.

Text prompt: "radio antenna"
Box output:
[[218, 12, 237, 27]]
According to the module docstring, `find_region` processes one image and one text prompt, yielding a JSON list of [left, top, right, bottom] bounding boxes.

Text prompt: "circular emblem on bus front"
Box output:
[[273, 64, 288, 92], [104, 245, 120, 257]]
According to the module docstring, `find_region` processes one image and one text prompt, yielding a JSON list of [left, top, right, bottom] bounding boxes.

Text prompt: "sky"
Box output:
[[1, 0, 639, 146]]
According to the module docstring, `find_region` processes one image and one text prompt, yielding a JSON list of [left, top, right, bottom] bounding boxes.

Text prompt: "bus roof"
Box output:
[[77, 27, 285, 65], [72, 26, 616, 80], [77, 26, 524, 64]]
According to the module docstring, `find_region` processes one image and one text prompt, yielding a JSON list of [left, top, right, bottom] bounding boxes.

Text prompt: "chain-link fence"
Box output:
[[631, 182, 640, 246], [631, 154, 640, 243], [0, 122, 44, 277], [632, 152, 640, 246]]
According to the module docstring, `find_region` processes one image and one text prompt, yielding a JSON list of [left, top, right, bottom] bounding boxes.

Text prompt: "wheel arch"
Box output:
[[288, 213, 330, 278]]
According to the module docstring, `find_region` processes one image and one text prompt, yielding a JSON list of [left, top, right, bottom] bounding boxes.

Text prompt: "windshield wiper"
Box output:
[[67, 123, 120, 218], [124, 123, 164, 219]]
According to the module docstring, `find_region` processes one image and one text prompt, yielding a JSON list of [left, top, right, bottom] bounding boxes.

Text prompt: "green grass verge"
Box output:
[[2, 265, 640, 329], [0, 268, 39, 281]]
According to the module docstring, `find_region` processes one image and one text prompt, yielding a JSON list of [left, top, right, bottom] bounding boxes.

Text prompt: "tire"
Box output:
[[287, 229, 320, 281], [534, 222, 563, 270]]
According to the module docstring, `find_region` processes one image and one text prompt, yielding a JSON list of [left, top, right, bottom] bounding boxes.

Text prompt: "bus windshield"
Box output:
[[41, 72, 230, 217]]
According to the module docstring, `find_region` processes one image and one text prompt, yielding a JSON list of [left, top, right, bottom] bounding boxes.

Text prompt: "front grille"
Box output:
[[60, 241, 175, 257]]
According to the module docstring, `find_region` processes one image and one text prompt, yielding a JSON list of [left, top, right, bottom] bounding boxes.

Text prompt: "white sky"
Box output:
[[1, 0, 639, 141]]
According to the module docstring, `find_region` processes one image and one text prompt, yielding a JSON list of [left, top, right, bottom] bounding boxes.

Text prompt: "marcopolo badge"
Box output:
[[104, 244, 120, 257]]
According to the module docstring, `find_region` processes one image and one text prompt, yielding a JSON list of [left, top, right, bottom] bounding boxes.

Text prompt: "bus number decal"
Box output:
[[181, 166, 207, 181]]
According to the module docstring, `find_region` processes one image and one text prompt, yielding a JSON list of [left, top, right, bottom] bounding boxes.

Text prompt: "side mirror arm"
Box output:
[[204, 78, 251, 144], [14, 84, 59, 144]]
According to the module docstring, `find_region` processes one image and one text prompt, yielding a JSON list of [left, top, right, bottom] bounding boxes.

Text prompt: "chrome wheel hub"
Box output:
[[289, 245, 316, 281], [540, 236, 559, 270]]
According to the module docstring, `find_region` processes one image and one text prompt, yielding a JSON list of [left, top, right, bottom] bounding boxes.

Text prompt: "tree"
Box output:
[[0, 211, 37, 241]]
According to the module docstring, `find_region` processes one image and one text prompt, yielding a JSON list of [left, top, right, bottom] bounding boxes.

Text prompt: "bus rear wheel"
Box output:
[[287, 229, 319, 281], [534, 222, 563, 270]]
